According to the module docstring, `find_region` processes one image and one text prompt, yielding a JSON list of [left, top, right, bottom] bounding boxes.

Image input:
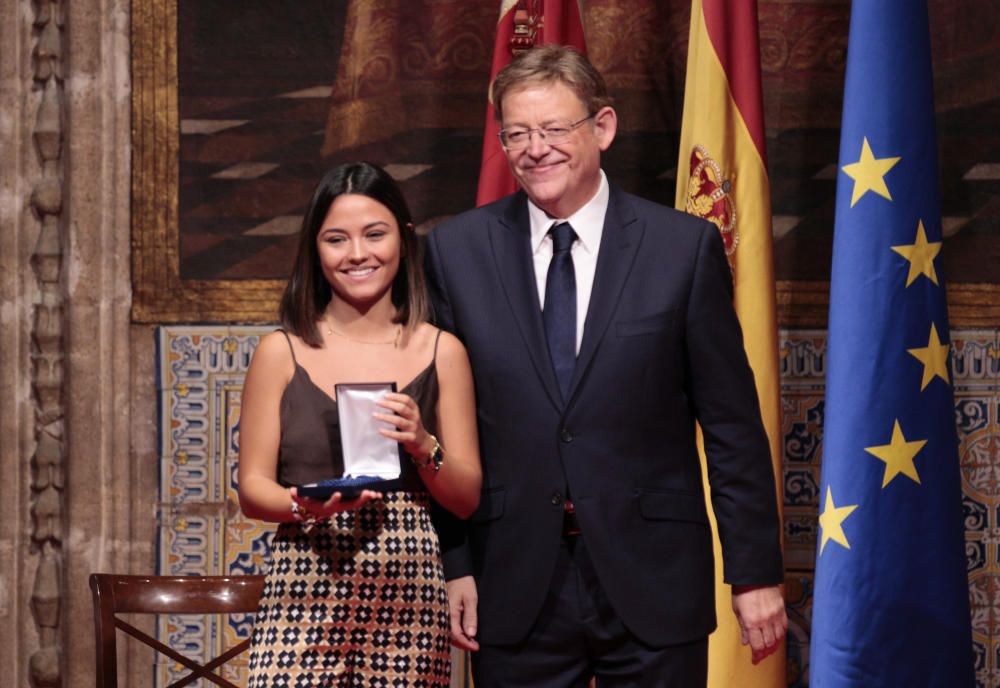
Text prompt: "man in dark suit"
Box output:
[[426, 45, 786, 687]]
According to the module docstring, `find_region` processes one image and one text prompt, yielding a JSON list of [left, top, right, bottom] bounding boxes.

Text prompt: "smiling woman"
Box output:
[[316, 194, 404, 322], [278, 163, 428, 348], [235, 161, 482, 687]]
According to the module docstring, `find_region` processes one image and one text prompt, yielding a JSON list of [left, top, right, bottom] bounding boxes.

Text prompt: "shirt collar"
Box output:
[[528, 170, 609, 255]]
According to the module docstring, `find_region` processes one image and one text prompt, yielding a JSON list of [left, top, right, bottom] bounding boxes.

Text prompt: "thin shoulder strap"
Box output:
[[431, 328, 443, 363], [277, 328, 298, 367]]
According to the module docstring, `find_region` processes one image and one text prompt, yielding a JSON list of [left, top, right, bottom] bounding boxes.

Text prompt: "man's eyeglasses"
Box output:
[[498, 114, 596, 150]]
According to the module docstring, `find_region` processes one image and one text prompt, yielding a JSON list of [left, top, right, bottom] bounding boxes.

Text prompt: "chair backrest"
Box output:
[[89, 573, 265, 688]]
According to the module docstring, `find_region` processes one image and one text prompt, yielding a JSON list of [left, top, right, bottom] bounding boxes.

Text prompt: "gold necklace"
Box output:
[[325, 320, 401, 347]]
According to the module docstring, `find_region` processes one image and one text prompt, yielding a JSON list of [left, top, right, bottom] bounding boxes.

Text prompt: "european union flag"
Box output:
[[810, 1, 973, 685]]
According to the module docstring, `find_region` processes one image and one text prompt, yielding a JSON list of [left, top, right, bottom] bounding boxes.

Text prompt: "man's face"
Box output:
[[500, 80, 616, 218]]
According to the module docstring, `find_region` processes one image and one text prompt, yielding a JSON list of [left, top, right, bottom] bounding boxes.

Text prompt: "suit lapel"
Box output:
[[489, 193, 565, 409], [567, 185, 643, 403]]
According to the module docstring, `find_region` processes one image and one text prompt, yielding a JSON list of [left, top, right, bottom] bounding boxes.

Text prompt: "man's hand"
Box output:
[[446, 575, 480, 651], [732, 584, 787, 664]]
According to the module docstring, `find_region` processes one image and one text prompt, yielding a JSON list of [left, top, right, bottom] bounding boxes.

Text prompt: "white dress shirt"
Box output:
[[528, 170, 610, 353]]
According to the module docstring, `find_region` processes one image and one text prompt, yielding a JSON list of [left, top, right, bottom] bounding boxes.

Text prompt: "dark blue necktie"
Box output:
[[543, 222, 578, 401]]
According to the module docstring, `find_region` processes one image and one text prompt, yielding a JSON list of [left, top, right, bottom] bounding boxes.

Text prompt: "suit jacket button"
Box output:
[[551, 491, 563, 506], [560, 428, 573, 443]]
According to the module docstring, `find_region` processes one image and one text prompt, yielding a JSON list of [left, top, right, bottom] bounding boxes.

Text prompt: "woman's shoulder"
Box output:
[[437, 329, 466, 357], [416, 325, 468, 371], [408, 322, 457, 350], [249, 330, 297, 377], [400, 323, 463, 368], [255, 329, 294, 353]]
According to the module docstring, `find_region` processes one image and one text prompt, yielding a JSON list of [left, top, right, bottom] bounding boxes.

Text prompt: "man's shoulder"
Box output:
[[613, 186, 707, 227], [609, 185, 714, 241], [430, 194, 516, 242]]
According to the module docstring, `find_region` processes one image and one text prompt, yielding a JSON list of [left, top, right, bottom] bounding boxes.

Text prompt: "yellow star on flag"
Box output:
[[818, 485, 858, 555], [891, 220, 941, 287], [865, 419, 927, 488], [907, 323, 951, 390], [841, 137, 901, 206]]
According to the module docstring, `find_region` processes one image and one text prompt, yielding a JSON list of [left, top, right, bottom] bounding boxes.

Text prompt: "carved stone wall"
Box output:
[[0, 0, 37, 683], [0, 0, 136, 685], [29, 2, 67, 684]]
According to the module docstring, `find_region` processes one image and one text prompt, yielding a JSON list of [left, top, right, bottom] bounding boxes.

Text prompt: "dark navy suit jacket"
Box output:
[[426, 184, 783, 647]]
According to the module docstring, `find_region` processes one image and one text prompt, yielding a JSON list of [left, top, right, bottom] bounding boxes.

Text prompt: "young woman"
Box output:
[[238, 161, 481, 687]]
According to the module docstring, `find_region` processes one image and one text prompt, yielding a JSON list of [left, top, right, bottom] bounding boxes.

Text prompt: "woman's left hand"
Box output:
[[375, 392, 433, 461]]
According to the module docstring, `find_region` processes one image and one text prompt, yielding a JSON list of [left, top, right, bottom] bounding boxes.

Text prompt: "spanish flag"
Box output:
[[675, 1, 784, 685], [476, 1, 586, 207]]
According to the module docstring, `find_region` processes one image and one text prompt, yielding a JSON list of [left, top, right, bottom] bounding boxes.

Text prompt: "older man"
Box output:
[[426, 45, 785, 687]]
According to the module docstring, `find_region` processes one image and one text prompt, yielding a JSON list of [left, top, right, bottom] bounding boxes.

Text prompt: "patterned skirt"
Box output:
[[247, 492, 451, 688]]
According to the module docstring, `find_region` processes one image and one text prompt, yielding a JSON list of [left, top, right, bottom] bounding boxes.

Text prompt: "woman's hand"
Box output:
[[289, 486, 383, 520], [374, 392, 434, 460]]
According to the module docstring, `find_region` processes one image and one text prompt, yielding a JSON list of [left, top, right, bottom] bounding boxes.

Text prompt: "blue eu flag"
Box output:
[[810, 1, 973, 685]]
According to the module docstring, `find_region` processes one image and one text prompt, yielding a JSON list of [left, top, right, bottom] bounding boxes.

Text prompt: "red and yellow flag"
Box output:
[[675, 0, 785, 685], [476, 1, 586, 206]]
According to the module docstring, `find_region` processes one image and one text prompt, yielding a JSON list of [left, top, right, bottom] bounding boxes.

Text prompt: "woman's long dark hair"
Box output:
[[279, 162, 429, 347]]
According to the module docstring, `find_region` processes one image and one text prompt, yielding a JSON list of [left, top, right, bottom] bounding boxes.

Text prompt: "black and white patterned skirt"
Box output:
[[247, 492, 451, 688]]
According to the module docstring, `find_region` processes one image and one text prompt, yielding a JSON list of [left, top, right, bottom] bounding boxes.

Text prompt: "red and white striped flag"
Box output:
[[475, 1, 586, 206]]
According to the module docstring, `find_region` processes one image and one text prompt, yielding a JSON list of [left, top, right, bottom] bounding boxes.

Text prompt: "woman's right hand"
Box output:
[[289, 486, 383, 520]]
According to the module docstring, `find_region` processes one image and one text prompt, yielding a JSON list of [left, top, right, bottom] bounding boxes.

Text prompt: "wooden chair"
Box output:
[[89, 573, 265, 688]]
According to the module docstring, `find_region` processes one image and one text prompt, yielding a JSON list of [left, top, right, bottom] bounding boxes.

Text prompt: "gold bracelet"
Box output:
[[412, 434, 444, 472]]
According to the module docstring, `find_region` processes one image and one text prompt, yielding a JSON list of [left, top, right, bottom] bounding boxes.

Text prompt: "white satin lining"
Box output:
[[334, 382, 402, 479]]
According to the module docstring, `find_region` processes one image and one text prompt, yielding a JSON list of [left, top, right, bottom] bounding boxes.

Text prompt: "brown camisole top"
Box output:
[[275, 329, 441, 493]]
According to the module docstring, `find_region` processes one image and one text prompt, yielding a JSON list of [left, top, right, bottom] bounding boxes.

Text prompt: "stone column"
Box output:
[[60, 0, 135, 686], [0, 0, 42, 684], [0, 0, 134, 685]]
